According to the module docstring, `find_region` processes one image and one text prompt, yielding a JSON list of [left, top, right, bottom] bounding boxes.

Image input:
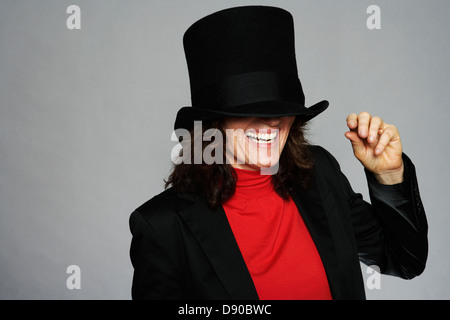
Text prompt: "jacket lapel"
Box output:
[[177, 194, 259, 300], [292, 171, 342, 299]]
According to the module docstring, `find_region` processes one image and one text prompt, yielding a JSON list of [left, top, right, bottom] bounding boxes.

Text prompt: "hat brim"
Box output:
[[174, 100, 329, 131]]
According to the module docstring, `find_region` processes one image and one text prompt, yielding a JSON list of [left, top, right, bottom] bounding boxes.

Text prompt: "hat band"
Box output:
[[191, 71, 305, 110]]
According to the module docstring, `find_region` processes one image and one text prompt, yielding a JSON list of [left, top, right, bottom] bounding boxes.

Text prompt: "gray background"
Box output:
[[0, 0, 448, 299]]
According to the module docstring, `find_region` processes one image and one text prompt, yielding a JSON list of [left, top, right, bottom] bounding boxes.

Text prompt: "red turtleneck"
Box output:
[[222, 168, 332, 300]]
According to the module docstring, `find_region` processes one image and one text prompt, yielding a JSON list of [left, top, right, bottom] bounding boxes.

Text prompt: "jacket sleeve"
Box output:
[[129, 210, 182, 299], [362, 153, 428, 278], [321, 148, 428, 279]]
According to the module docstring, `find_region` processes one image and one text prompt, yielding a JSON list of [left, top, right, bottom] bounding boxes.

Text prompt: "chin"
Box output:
[[252, 157, 281, 168]]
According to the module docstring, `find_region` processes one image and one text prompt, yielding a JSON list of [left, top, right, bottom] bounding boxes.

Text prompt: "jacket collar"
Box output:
[[176, 170, 341, 299]]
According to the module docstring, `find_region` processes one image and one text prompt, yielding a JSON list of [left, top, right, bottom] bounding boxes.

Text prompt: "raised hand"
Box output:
[[344, 112, 404, 185]]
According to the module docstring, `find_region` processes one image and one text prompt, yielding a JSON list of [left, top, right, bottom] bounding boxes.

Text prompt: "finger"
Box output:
[[345, 131, 365, 158], [368, 116, 383, 144], [374, 126, 395, 155], [357, 112, 371, 138], [346, 113, 358, 130]]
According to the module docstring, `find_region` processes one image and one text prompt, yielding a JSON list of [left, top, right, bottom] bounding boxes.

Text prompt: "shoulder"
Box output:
[[308, 145, 341, 169], [129, 187, 195, 234], [306, 145, 349, 190], [135, 187, 181, 215]]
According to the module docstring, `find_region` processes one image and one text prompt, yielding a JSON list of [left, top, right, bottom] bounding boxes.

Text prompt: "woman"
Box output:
[[129, 6, 428, 300]]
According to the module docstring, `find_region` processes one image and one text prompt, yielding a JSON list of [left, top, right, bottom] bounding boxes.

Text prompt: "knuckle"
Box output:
[[372, 116, 382, 123], [386, 124, 397, 133], [359, 111, 371, 118], [380, 133, 390, 142]]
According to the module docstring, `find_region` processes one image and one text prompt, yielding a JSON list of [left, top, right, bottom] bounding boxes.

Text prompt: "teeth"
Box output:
[[245, 130, 278, 142]]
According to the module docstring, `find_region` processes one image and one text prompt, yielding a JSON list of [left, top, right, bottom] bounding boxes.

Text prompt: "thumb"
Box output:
[[345, 131, 365, 158]]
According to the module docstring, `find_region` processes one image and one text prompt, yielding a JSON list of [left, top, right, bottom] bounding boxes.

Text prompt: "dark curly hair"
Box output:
[[165, 117, 314, 208]]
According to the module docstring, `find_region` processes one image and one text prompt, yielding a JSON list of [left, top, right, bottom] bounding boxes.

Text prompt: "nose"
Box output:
[[258, 117, 282, 127]]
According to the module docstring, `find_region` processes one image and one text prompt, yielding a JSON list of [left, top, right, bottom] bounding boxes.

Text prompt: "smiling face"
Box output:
[[223, 116, 295, 171]]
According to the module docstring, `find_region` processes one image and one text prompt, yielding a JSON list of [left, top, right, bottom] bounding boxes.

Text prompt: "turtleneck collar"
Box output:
[[232, 167, 274, 198]]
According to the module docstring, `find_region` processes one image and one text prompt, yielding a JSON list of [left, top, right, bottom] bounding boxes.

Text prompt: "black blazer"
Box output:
[[129, 146, 428, 300]]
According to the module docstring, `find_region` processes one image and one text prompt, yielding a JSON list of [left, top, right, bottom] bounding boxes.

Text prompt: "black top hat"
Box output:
[[174, 5, 328, 131]]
